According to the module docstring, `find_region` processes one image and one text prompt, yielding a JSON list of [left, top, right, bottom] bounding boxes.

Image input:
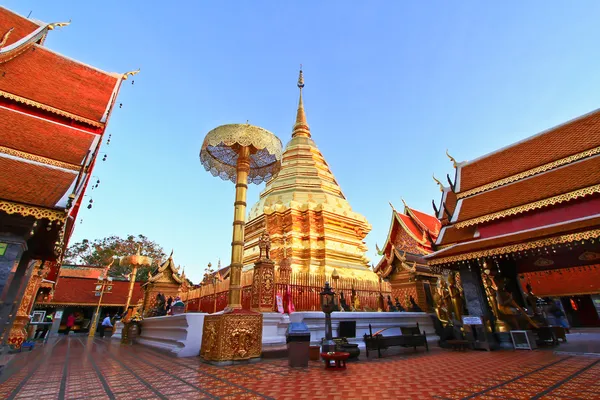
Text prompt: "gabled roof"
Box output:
[[432, 108, 600, 257], [404, 204, 441, 239], [147, 254, 183, 285]]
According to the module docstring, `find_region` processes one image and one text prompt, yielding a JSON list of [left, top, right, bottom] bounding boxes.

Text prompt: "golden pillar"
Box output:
[[119, 246, 152, 312], [199, 123, 282, 362]]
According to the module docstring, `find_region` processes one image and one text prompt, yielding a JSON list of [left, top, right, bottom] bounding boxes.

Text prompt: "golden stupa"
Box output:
[[243, 69, 378, 281]]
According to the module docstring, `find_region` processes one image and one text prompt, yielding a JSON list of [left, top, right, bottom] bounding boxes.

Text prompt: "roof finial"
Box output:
[[432, 175, 445, 192], [388, 201, 396, 211], [0, 28, 14, 50], [446, 149, 458, 168], [47, 20, 71, 30], [292, 66, 310, 138]]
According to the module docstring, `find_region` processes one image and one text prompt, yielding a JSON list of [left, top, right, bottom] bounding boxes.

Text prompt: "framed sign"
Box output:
[[31, 311, 46, 323], [510, 330, 537, 350], [462, 315, 483, 325], [0, 242, 7, 256]]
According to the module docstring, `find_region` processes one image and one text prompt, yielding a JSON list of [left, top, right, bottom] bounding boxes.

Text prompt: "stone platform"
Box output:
[[125, 311, 437, 358]]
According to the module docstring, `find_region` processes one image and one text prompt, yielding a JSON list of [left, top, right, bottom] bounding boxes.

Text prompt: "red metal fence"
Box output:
[[181, 269, 391, 313]]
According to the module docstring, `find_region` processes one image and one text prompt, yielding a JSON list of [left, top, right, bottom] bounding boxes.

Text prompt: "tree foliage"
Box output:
[[64, 234, 167, 281]]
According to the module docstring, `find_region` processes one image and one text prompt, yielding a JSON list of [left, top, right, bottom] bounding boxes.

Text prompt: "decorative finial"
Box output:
[[297, 66, 304, 89], [446, 149, 458, 168], [292, 67, 310, 138], [47, 20, 71, 30], [0, 27, 14, 49], [122, 68, 140, 80], [375, 243, 383, 255], [217, 258, 221, 268], [433, 175, 444, 192], [169, 249, 174, 258], [388, 201, 396, 211], [401, 198, 409, 210]]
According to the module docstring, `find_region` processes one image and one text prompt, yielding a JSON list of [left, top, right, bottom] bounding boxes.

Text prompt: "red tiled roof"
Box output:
[[429, 215, 600, 260], [0, 7, 42, 47], [0, 107, 94, 165], [407, 207, 441, 239], [42, 276, 144, 306], [456, 155, 600, 222], [459, 109, 600, 192], [0, 45, 118, 123], [0, 157, 75, 207], [59, 266, 104, 279]]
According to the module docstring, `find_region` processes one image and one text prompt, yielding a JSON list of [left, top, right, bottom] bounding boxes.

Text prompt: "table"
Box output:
[[321, 352, 350, 370]]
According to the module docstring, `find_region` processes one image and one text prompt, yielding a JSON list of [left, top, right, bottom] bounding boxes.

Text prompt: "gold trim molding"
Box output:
[[429, 228, 600, 265], [0, 90, 103, 128], [455, 184, 600, 229], [0, 199, 66, 222], [457, 146, 600, 199], [0, 146, 79, 171]]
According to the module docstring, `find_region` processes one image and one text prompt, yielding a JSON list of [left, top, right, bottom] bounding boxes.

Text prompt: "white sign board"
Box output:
[[462, 315, 483, 325]]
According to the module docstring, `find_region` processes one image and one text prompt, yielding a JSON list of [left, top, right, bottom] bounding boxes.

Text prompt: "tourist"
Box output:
[[99, 314, 113, 338], [65, 313, 75, 335]]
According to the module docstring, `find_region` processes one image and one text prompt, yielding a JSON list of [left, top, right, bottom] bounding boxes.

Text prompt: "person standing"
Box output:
[[99, 314, 113, 338], [65, 313, 75, 335]]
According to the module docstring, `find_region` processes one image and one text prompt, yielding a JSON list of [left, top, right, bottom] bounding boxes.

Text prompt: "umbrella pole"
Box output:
[[228, 146, 250, 309]]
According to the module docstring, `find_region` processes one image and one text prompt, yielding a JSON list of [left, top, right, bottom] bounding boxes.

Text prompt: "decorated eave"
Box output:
[[427, 108, 600, 268], [145, 253, 183, 286], [374, 245, 436, 279], [0, 7, 138, 260]]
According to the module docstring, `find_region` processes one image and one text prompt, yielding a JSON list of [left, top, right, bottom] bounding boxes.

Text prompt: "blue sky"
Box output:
[[6, 1, 600, 282]]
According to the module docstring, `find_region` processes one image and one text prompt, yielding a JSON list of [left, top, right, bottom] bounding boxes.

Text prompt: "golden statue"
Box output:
[[481, 272, 510, 332], [258, 231, 271, 260], [447, 273, 464, 321], [433, 280, 451, 326], [351, 286, 360, 311], [495, 277, 540, 330]]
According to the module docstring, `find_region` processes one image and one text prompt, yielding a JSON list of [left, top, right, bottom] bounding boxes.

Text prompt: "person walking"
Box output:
[[65, 313, 75, 335], [99, 314, 113, 338]]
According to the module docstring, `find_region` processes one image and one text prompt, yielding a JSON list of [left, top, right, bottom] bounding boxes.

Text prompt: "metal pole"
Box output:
[[88, 279, 106, 338]]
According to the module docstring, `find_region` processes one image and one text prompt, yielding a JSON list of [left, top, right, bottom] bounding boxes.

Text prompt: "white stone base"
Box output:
[[135, 314, 207, 357], [131, 311, 436, 358]]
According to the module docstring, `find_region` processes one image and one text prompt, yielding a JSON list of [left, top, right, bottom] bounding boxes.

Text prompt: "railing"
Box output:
[[182, 268, 391, 313]]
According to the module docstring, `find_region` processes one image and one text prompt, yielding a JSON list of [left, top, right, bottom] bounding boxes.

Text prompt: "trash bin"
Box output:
[[286, 321, 311, 367]]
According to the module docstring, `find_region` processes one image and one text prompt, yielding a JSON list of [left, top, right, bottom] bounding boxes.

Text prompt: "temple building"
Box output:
[[0, 6, 131, 349], [373, 200, 441, 311], [32, 265, 143, 334], [426, 108, 600, 334], [243, 70, 377, 281]]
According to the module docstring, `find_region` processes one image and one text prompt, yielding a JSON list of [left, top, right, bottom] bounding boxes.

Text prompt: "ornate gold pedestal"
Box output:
[[200, 309, 263, 362], [251, 259, 275, 312]]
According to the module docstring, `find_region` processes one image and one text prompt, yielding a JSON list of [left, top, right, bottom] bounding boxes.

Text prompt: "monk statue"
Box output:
[[387, 295, 397, 312], [447, 273, 464, 321], [258, 232, 271, 260], [351, 286, 361, 311], [495, 277, 539, 330], [394, 297, 405, 312], [433, 283, 451, 327], [339, 291, 351, 311], [481, 272, 509, 332]]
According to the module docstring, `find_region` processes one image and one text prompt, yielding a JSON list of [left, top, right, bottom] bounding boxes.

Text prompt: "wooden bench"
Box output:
[[363, 323, 429, 358]]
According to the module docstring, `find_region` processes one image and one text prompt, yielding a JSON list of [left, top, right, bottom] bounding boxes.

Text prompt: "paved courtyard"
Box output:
[[1, 337, 599, 400]]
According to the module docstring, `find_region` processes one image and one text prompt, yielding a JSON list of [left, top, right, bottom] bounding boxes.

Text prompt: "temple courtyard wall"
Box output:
[[114, 311, 437, 358]]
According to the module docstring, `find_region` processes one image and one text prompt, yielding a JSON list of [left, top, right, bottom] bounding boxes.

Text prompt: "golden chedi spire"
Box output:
[[293, 67, 310, 138], [243, 67, 377, 282]]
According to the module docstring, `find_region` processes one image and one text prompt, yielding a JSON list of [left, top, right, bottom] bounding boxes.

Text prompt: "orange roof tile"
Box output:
[[0, 45, 118, 123], [407, 207, 441, 239], [0, 7, 42, 47], [459, 109, 600, 192], [41, 276, 143, 306], [437, 225, 478, 246], [456, 155, 600, 223], [0, 107, 95, 165], [0, 156, 75, 207]]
